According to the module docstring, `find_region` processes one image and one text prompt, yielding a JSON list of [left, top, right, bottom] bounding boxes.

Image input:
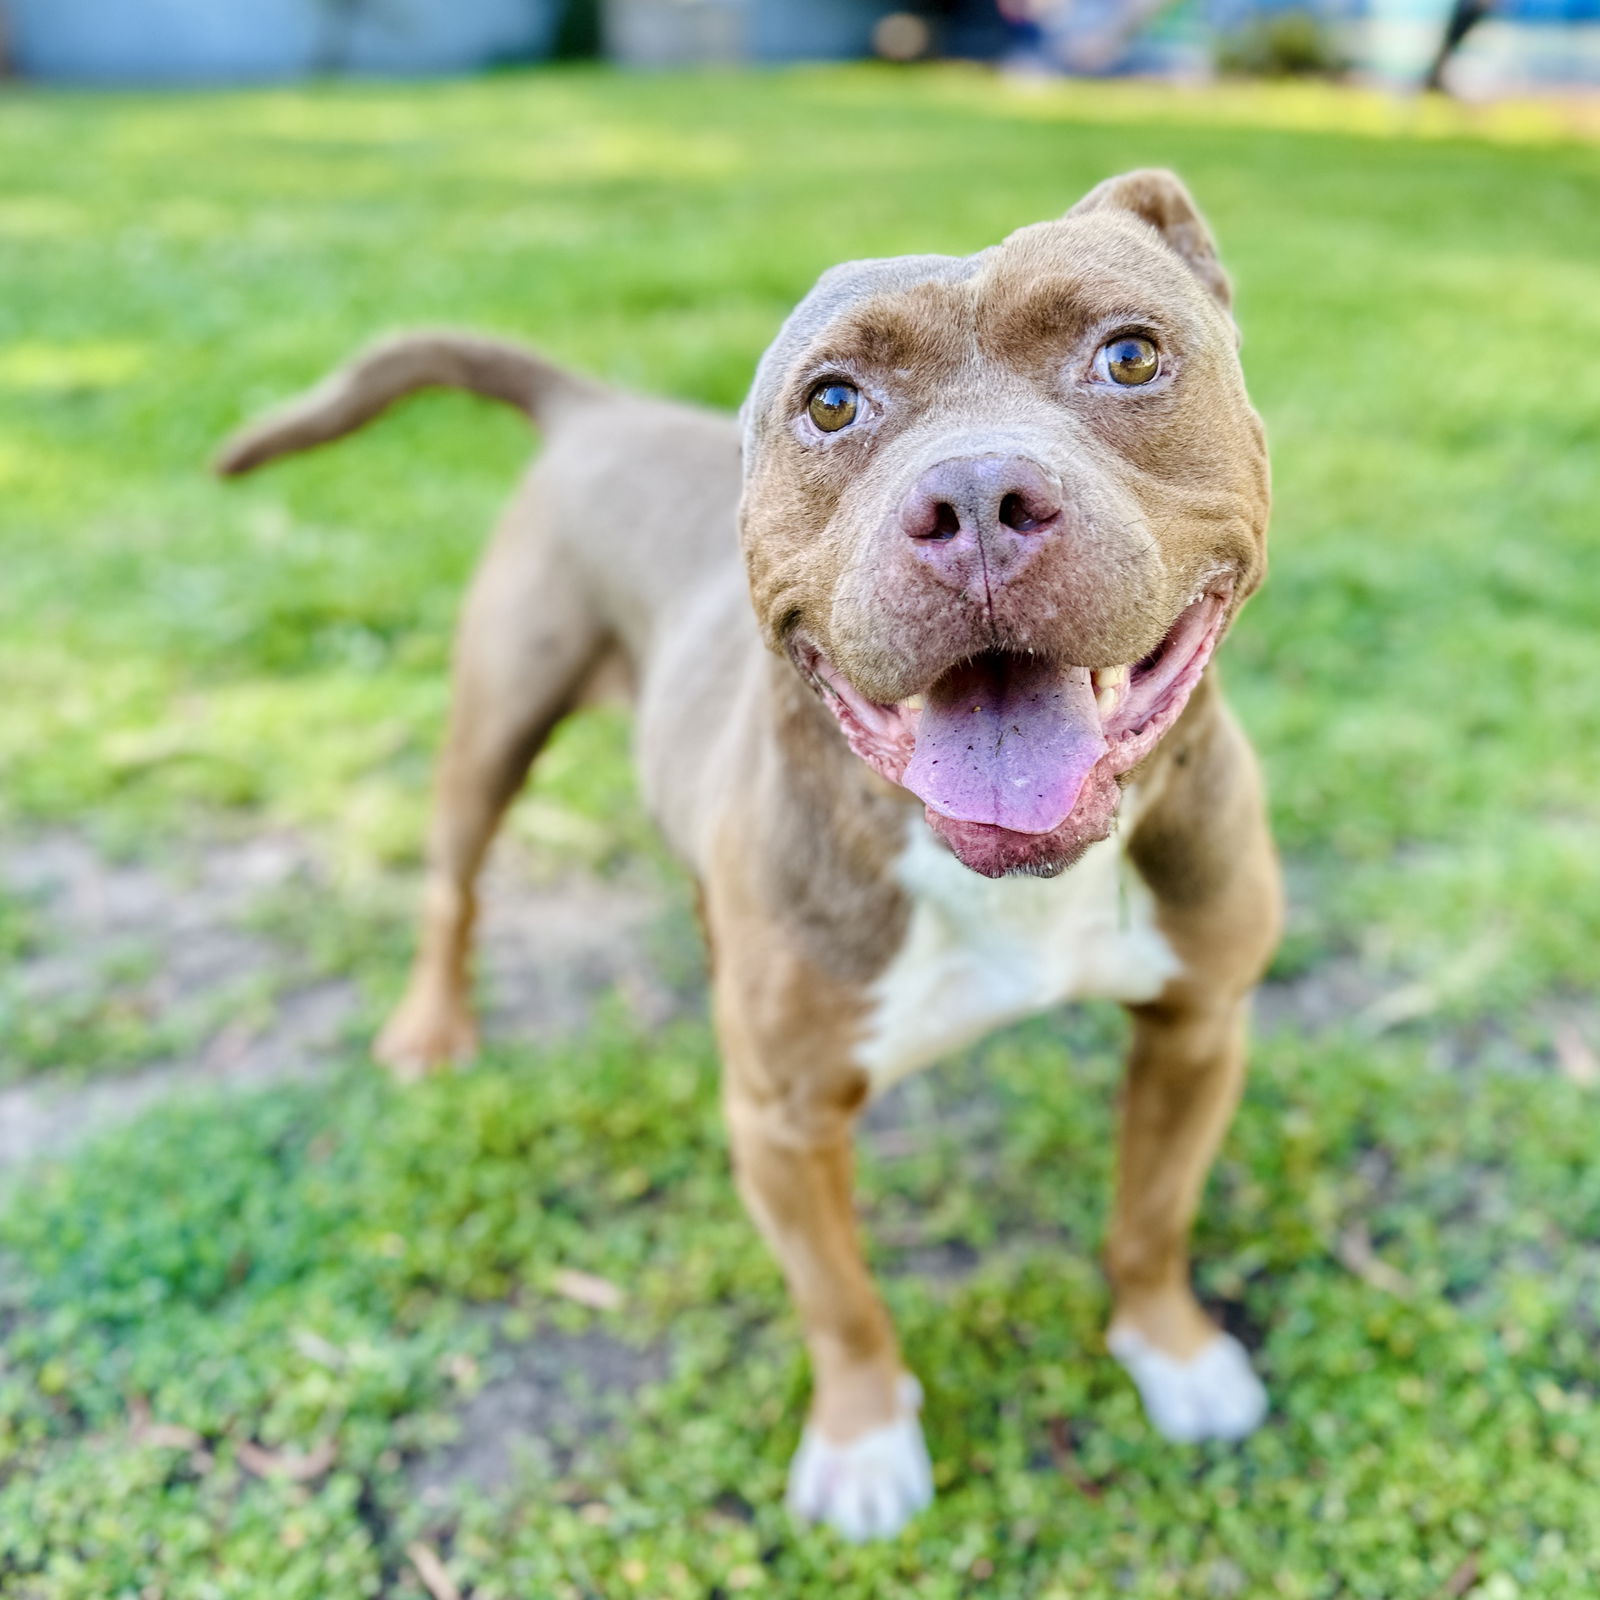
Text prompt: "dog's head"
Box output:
[[739, 169, 1270, 879]]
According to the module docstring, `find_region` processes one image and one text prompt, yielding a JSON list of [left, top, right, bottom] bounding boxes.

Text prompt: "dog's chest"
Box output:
[[857, 820, 1181, 1091]]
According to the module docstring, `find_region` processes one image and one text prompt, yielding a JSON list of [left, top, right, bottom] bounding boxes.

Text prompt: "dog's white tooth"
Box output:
[[1096, 685, 1120, 718], [1096, 664, 1130, 690], [904, 694, 925, 713]]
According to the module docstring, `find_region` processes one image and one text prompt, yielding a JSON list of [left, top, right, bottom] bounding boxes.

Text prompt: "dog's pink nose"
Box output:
[[899, 455, 1063, 585]]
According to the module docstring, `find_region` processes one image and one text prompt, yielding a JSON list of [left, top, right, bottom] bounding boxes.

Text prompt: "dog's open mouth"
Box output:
[[794, 587, 1232, 878]]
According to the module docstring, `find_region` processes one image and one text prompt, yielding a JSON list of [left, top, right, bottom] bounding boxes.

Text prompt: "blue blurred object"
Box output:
[[601, 0, 905, 64], [1506, 0, 1600, 21], [749, 0, 895, 56], [1015, 0, 1600, 79], [1258, 0, 1600, 25], [1205, 0, 1357, 33], [5, 0, 564, 83]]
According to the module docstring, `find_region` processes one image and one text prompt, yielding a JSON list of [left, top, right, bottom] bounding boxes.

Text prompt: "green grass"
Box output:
[[1, 67, 1598, 1599]]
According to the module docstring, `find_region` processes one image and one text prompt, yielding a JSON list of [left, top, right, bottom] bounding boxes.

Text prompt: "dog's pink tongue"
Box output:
[[903, 655, 1107, 835]]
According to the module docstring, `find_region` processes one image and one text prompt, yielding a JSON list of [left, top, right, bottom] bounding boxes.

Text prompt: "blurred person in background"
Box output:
[[999, 0, 1176, 72]]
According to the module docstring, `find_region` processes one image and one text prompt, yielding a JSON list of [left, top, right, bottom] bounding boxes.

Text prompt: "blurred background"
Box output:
[[0, 3, 1596, 1598], [4, 0, 1600, 92]]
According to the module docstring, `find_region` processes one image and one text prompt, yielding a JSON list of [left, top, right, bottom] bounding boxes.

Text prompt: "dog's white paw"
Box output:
[[786, 1374, 933, 1541], [1109, 1327, 1267, 1443]]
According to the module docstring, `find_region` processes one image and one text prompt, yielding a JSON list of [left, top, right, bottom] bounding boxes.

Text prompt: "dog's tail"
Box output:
[[213, 330, 603, 477]]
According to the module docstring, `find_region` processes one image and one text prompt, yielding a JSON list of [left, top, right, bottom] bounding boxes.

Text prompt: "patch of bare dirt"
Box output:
[[1257, 954, 1598, 1076], [474, 851, 687, 1043], [410, 1326, 669, 1508], [0, 829, 354, 1168], [0, 828, 684, 1173]]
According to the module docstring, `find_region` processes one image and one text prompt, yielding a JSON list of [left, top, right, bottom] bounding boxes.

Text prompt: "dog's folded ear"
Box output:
[[1069, 169, 1233, 316]]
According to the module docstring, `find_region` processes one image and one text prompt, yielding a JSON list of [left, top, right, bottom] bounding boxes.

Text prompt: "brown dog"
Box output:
[[218, 168, 1279, 1541]]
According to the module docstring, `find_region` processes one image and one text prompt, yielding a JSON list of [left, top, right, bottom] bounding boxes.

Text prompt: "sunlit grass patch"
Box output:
[[2, 66, 1594, 1011]]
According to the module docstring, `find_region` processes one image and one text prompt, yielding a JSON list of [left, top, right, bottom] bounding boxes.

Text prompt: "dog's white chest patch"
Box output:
[[858, 814, 1181, 1091]]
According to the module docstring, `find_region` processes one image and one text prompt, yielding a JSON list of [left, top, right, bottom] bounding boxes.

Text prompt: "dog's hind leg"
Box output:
[[376, 488, 610, 1077]]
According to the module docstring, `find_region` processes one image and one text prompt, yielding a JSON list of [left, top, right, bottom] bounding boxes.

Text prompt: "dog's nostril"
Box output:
[[928, 502, 961, 541], [999, 492, 1046, 534]]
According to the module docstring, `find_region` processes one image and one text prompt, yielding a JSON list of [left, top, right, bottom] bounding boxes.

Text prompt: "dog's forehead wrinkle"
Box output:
[[747, 252, 980, 421], [983, 215, 1223, 341], [798, 293, 984, 405]]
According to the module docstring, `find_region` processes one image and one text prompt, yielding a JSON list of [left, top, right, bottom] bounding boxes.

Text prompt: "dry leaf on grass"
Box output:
[[407, 1541, 463, 1600], [127, 1397, 203, 1453], [1357, 936, 1503, 1035], [1555, 1022, 1599, 1087], [291, 1327, 346, 1370], [1335, 1223, 1414, 1299], [1046, 1416, 1106, 1500], [201, 1018, 257, 1069], [235, 1436, 337, 1482], [442, 1350, 480, 1388], [552, 1267, 625, 1312], [1441, 1552, 1480, 1597]]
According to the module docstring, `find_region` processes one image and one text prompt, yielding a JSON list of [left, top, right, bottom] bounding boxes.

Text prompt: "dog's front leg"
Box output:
[[713, 924, 932, 1541], [1105, 987, 1268, 1443]]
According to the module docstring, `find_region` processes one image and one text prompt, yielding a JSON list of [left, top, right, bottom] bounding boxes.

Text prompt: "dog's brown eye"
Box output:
[[807, 381, 860, 432], [1103, 336, 1160, 386]]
